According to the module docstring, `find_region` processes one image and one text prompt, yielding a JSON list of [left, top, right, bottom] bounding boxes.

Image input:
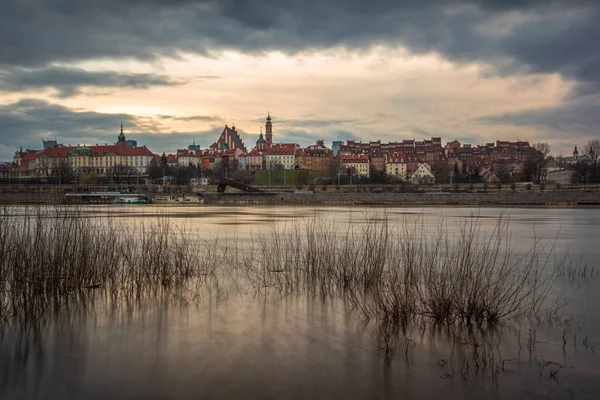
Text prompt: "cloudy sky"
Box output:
[[1, 0, 599, 161]]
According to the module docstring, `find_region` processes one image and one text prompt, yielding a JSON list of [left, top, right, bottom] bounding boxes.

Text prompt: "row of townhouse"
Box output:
[[336, 138, 443, 182], [340, 138, 446, 164], [444, 140, 541, 176], [340, 152, 436, 183]]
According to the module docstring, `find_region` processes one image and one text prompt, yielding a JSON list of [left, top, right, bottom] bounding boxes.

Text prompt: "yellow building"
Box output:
[[385, 152, 408, 181], [340, 154, 370, 176]]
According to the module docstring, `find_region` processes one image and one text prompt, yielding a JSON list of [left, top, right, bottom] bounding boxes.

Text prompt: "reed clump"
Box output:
[[0, 206, 220, 322], [242, 212, 563, 327], [0, 206, 575, 329]]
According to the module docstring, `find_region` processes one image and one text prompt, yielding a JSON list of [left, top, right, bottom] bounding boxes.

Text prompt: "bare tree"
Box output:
[[532, 142, 551, 183], [521, 159, 537, 182], [493, 163, 513, 183], [536, 142, 551, 155], [146, 159, 164, 183], [37, 157, 54, 180], [172, 165, 196, 185], [432, 160, 450, 183], [584, 139, 600, 183], [55, 159, 75, 184], [109, 164, 137, 184]]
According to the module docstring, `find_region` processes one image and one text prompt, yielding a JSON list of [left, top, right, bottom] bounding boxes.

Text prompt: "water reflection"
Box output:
[[3, 292, 600, 399], [1, 206, 600, 399]]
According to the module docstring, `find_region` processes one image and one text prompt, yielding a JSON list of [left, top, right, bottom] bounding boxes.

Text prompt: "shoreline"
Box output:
[[1, 190, 599, 207]]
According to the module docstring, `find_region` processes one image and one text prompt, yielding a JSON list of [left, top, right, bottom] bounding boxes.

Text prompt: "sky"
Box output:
[[1, 0, 599, 161]]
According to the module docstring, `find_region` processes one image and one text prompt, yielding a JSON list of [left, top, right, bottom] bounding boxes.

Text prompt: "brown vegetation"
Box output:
[[0, 207, 581, 332]]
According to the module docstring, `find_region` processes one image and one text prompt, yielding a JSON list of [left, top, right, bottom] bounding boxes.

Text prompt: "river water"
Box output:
[[1, 205, 600, 399]]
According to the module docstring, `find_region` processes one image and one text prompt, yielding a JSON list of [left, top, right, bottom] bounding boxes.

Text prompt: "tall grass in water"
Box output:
[[0, 206, 221, 322], [243, 212, 562, 327], [0, 206, 586, 388], [1, 206, 570, 329]]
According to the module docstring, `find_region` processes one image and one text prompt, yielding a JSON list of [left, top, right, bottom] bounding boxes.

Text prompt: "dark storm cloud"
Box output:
[[476, 95, 600, 137], [0, 99, 136, 142], [0, 66, 184, 98], [2, 0, 600, 143], [1, 0, 598, 92], [0, 98, 222, 159]]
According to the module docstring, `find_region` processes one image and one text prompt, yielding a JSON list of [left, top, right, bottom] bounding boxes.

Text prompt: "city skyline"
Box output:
[[2, 1, 600, 160]]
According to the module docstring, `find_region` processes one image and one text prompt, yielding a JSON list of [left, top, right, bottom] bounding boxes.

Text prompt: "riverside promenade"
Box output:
[[1, 184, 599, 206]]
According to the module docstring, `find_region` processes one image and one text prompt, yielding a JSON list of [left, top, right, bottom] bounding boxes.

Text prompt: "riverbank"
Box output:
[[1, 189, 599, 206], [202, 191, 600, 206]]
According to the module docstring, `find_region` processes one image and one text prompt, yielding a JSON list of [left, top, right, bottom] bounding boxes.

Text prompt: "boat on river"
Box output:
[[152, 194, 204, 204], [152, 195, 179, 203], [112, 197, 150, 204], [64, 192, 150, 204]]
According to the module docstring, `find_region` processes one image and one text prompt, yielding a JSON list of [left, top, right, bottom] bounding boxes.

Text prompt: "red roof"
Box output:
[[246, 149, 263, 156], [387, 152, 407, 163], [341, 154, 369, 163], [215, 149, 238, 156], [40, 146, 75, 158], [21, 151, 40, 162], [267, 144, 296, 155], [112, 145, 154, 157], [302, 148, 331, 157], [85, 144, 154, 157]]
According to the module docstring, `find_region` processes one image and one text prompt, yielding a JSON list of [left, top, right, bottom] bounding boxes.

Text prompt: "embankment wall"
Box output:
[[202, 192, 600, 206], [1, 188, 598, 206]]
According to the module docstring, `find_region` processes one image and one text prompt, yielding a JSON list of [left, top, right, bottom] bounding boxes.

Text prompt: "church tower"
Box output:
[[256, 127, 266, 151], [118, 121, 126, 143], [573, 146, 579, 161], [265, 112, 273, 148]]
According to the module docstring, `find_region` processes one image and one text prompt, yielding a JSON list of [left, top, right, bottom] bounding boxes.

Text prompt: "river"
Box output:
[[1, 205, 600, 399]]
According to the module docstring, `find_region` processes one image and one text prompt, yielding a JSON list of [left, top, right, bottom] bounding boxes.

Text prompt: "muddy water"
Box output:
[[1, 205, 600, 399]]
